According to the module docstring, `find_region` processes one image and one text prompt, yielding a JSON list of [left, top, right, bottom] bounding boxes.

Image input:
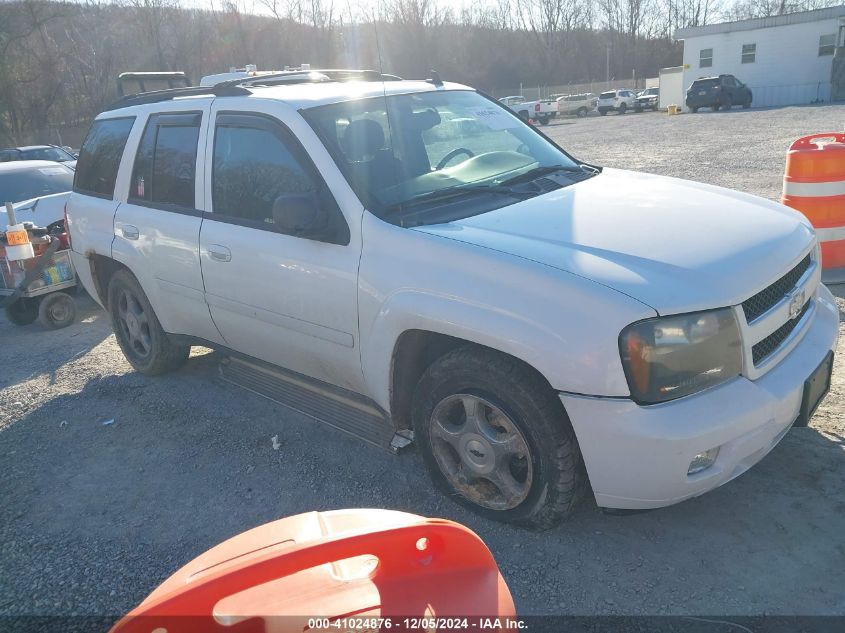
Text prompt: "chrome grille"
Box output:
[[751, 300, 811, 365], [742, 255, 811, 323]]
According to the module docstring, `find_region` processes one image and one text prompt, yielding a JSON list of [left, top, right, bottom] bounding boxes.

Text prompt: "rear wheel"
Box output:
[[413, 347, 585, 529], [3, 297, 39, 326], [38, 292, 76, 329], [538, 115, 549, 126], [721, 95, 732, 110], [577, 107, 587, 117], [619, 103, 627, 114], [107, 269, 189, 375]]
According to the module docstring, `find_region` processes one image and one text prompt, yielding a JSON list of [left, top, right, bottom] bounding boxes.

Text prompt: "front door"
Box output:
[[198, 102, 365, 392]]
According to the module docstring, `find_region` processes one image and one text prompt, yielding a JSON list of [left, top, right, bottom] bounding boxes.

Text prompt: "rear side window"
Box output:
[[74, 117, 135, 198], [130, 112, 201, 210], [212, 114, 316, 225], [692, 79, 718, 91], [600, 91, 615, 99]]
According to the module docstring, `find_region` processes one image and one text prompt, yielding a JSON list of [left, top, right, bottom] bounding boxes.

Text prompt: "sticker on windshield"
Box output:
[[468, 107, 520, 131], [39, 167, 67, 175]]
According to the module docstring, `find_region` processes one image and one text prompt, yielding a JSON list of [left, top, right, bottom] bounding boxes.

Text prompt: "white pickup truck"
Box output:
[[66, 70, 838, 529], [498, 95, 558, 125]]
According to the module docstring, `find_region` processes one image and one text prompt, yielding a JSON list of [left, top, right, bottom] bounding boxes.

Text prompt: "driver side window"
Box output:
[[212, 115, 316, 226]]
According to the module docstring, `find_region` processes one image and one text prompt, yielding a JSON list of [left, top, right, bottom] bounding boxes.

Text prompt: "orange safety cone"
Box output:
[[109, 510, 516, 633], [781, 133, 845, 284]]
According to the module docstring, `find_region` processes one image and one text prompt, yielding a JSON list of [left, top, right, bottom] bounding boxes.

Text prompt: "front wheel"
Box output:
[[107, 269, 189, 375], [412, 347, 585, 529], [3, 297, 39, 326]]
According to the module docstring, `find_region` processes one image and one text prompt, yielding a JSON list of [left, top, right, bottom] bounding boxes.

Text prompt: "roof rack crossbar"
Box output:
[[103, 68, 403, 112]]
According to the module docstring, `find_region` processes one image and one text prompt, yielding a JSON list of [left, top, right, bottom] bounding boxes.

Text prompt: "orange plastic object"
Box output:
[[109, 510, 515, 633], [781, 133, 845, 278], [5, 228, 29, 246]]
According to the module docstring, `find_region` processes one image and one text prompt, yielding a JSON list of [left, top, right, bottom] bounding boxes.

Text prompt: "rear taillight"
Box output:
[[534, 103, 540, 112]]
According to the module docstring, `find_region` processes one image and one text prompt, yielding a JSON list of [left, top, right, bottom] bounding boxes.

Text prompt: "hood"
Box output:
[[413, 168, 815, 315], [1, 192, 70, 229]]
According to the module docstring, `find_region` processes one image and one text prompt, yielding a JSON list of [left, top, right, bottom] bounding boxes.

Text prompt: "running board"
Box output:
[[219, 356, 405, 451]]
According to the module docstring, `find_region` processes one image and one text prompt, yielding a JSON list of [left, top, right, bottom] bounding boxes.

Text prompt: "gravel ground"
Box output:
[[2, 104, 845, 622]]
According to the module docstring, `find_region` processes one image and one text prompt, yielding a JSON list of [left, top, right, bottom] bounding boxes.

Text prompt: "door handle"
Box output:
[[119, 224, 139, 240], [208, 244, 232, 262]]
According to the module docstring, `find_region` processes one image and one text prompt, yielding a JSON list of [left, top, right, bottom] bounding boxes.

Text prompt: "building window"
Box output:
[[700, 48, 713, 67], [819, 33, 836, 56], [741, 43, 756, 63]]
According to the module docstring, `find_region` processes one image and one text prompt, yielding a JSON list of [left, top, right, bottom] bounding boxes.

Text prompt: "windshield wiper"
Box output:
[[500, 164, 587, 185], [384, 183, 534, 216]]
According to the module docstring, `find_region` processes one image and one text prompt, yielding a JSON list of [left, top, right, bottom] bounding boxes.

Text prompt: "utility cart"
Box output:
[[1, 205, 78, 329]]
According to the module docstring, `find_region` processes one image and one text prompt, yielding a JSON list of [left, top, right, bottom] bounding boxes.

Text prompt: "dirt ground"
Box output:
[[1, 104, 844, 621]]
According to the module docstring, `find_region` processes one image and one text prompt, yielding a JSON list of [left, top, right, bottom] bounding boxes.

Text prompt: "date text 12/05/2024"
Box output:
[[307, 617, 528, 630]]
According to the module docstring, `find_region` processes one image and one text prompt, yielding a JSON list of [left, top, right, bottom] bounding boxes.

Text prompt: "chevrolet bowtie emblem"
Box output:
[[788, 288, 806, 320]]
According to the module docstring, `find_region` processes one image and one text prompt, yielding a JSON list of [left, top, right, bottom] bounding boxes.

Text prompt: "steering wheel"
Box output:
[[436, 148, 475, 170]]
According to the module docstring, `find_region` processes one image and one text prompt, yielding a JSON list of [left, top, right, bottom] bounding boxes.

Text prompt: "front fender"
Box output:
[[358, 215, 656, 413]]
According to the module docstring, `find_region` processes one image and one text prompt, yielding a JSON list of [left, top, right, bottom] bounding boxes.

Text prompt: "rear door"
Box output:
[[198, 101, 364, 392], [111, 101, 224, 344], [67, 116, 136, 304]]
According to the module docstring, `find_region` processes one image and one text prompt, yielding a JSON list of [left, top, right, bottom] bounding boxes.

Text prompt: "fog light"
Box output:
[[688, 447, 720, 475]]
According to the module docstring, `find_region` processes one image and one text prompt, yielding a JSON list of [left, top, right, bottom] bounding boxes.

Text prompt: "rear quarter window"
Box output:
[[692, 79, 718, 89], [600, 91, 615, 99], [74, 117, 135, 199]]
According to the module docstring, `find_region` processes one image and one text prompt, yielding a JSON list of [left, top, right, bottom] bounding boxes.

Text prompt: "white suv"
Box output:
[[597, 89, 638, 115], [67, 70, 838, 528]]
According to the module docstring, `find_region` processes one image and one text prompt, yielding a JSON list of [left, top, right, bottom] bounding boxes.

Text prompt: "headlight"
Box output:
[[619, 308, 742, 404]]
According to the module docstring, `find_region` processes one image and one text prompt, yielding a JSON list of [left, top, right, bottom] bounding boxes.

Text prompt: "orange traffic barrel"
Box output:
[[781, 133, 845, 284], [110, 510, 516, 633]]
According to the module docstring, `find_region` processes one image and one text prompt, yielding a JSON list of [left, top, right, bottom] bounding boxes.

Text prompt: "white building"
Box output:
[[670, 5, 845, 109]]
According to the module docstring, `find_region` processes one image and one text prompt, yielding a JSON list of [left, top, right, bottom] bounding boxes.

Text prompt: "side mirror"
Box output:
[[272, 192, 329, 238]]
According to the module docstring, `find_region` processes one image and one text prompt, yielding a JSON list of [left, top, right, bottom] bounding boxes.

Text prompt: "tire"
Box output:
[[691, 106, 698, 113], [37, 292, 76, 329], [577, 107, 587, 118], [3, 297, 39, 326], [618, 103, 627, 114], [599, 109, 608, 116], [713, 103, 720, 111], [412, 347, 585, 530], [721, 95, 732, 110], [517, 110, 530, 122], [538, 116, 549, 126], [107, 269, 189, 375]]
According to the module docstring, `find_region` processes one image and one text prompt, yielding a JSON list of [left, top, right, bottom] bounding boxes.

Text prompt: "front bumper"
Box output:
[[562, 284, 839, 510]]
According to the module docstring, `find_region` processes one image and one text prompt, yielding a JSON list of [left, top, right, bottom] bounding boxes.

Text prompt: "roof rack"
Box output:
[[103, 68, 401, 112]]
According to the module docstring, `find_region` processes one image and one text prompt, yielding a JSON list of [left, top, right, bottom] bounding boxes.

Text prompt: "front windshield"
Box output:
[[20, 147, 74, 162], [304, 89, 581, 219], [0, 165, 74, 203]]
